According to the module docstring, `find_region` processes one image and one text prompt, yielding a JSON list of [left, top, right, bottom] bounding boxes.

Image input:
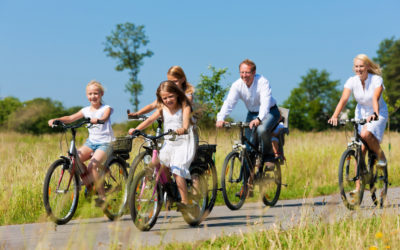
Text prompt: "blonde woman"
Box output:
[[328, 54, 388, 193]]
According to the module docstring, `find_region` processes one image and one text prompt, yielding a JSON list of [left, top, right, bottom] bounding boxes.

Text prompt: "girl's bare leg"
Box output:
[[175, 174, 188, 204], [87, 149, 107, 200]]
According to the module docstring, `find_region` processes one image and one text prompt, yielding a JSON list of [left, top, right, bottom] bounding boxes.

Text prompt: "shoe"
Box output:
[[376, 160, 387, 169], [349, 189, 360, 197], [264, 162, 275, 171], [94, 197, 106, 208]]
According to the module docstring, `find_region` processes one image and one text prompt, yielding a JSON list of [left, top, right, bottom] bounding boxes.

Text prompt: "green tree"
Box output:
[[374, 37, 400, 130], [194, 66, 229, 127], [0, 96, 22, 127], [7, 98, 81, 134], [104, 22, 153, 111], [282, 69, 342, 131]]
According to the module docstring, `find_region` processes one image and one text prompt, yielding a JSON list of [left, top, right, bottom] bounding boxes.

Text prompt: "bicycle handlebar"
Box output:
[[339, 118, 368, 125], [52, 118, 104, 130], [127, 114, 148, 121], [129, 129, 178, 141], [223, 122, 250, 128]]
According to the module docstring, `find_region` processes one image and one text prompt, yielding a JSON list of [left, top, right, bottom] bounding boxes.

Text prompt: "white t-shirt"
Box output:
[[81, 104, 115, 144]]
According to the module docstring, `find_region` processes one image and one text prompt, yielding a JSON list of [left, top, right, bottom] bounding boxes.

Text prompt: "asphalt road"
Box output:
[[1, 188, 399, 249]]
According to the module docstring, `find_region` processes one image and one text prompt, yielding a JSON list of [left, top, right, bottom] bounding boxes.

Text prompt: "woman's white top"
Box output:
[[159, 107, 196, 180], [344, 73, 388, 142], [81, 104, 115, 144]]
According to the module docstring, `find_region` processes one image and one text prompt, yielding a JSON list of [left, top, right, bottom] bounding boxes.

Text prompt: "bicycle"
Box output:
[[43, 118, 129, 224], [128, 129, 209, 231], [337, 118, 388, 210], [127, 114, 218, 215], [221, 121, 288, 210]]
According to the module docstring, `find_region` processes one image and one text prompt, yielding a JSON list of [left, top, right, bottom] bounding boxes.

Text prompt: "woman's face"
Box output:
[[354, 58, 368, 81], [160, 90, 178, 109], [167, 74, 185, 89]]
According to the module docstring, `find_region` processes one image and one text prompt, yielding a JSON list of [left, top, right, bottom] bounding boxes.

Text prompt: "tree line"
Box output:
[[1, 22, 399, 134]]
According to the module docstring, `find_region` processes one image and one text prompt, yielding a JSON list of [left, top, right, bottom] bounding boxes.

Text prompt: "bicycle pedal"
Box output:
[[281, 183, 288, 187]]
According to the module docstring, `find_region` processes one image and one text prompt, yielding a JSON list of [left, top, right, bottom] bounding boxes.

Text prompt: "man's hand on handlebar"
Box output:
[[216, 120, 226, 128], [249, 118, 261, 129]]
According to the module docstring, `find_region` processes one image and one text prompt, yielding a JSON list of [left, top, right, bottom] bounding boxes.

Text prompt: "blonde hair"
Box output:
[[239, 59, 256, 73], [86, 80, 105, 104], [167, 66, 195, 95], [353, 54, 382, 76]]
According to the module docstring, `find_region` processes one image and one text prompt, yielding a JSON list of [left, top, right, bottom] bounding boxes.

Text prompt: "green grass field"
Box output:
[[1, 127, 399, 249]]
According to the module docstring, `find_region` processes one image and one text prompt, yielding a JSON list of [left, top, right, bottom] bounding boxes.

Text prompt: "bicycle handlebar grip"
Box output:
[[52, 120, 63, 127]]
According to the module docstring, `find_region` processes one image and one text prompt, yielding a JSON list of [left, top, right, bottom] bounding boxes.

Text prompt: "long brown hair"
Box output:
[[156, 80, 191, 111], [167, 66, 195, 95]]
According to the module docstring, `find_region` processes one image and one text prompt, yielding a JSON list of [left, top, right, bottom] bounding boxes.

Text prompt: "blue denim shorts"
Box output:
[[84, 139, 111, 153]]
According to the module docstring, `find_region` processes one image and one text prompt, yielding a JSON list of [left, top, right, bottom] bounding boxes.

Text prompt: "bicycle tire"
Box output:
[[260, 162, 281, 207], [338, 148, 365, 210], [127, 151, 152, 190], [204, 158, 218, 214], [102, 157, 129, 221], [221, 151, 247, 210], [129, 168, 162, 231], [370, 163, 388, 208], [43, 158, 80, 225], [182, 167, 209, 226]]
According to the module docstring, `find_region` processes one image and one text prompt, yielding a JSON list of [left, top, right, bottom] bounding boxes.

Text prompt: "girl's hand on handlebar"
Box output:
[[175, 128, 187, 135], [128, 128, 136, 135], [48, 119, 55, 127]]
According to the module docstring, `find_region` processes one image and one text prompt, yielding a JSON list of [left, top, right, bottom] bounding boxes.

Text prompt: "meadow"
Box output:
[[1, 126, 399, 248], [1, 125, 399, 226]]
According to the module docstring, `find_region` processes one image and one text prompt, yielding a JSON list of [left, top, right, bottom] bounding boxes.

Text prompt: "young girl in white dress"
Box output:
[[129, 80, 196, 206], [328, 54, 388, 193]]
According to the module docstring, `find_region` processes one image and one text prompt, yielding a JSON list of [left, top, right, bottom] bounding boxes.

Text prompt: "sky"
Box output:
[[1, 0, 399, 123]]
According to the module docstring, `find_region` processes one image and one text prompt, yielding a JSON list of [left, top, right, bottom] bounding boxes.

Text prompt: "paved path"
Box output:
[[1, 188, 399, 249]]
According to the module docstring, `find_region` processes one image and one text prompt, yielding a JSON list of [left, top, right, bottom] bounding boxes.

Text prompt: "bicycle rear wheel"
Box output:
[[221, 151, 247, 210], [103, 157, 129, 220], [370, 164, 388, 208], [259, 162, 281, 207], [204, 159, 218, 214], [338, 148, 365, 210], [43, 159, 80, 225], [182, 167, 209, 226], [129, 168, 162, 231]]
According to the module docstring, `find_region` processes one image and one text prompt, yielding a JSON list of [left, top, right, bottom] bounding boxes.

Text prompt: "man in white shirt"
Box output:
[[216, 59, 281, 158]]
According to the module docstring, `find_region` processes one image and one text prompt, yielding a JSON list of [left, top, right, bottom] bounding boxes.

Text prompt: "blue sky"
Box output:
[[1, 0, 399, 123]]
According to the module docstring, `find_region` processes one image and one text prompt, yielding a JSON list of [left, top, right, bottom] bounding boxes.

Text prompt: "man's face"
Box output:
[[239, 64, 255, 86]]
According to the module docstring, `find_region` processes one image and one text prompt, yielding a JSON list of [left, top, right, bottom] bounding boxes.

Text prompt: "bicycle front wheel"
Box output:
[[221, 151, 247, 210], [43, 159, 80, 225], [182, 167, 209, 226], [103, 157, 129, 220], [129, 168, 162, 231], [338, 148, 365, 210], [370, 164, 388, 208], [259, 162, 281, 207]]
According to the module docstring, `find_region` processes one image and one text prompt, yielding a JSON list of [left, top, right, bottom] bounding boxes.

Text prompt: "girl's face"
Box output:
[[160, 90, 178, 109], [167, 74, 185, 89], [86, 85, 103, 106], [354, 58, 368, 81]]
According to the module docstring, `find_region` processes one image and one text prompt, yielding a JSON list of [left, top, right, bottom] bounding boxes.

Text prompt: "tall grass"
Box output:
[[0, 127, 399, 226]]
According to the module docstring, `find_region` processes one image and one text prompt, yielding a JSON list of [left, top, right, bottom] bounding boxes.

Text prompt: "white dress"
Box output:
[[344, 73, 388, 142], [159, 107, 196, 179]]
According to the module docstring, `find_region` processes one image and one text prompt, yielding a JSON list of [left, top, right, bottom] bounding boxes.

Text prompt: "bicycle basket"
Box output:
[[112, 137, 132, 154], [190, 144, 217, 171]]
